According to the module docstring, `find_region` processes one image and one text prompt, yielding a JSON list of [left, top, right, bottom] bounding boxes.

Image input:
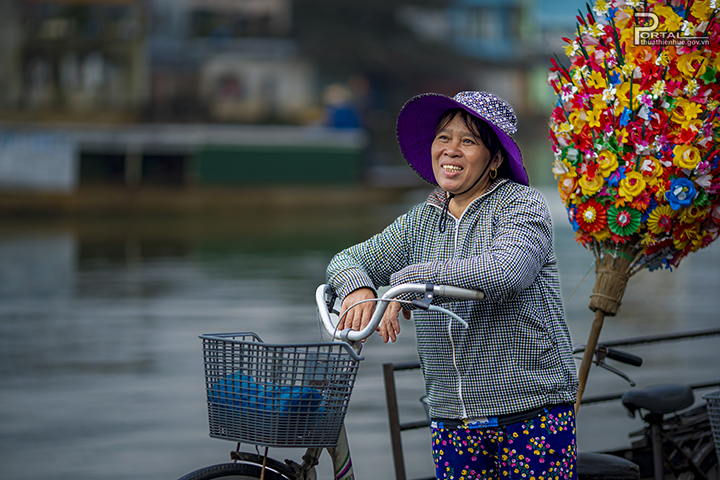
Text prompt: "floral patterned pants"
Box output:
[[431, 404, 577, 480]]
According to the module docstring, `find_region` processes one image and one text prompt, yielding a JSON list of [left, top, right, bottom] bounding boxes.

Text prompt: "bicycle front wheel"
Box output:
[[178, 463, 291, 480]]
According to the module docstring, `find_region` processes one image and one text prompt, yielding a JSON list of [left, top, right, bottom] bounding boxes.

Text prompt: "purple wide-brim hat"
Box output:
[[396, 91, 529, 187]]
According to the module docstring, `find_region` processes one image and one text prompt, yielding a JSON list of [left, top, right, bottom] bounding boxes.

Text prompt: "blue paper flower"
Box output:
[[567, 205, 580, 232], [671, 5, 686, 17], [665, 178, 696, 210], [607, 168, 626, 187], [619, 107, 632, 126]]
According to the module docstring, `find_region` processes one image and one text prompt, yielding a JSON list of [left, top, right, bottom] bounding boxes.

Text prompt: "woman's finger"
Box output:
[[380, 302, 402, 343]]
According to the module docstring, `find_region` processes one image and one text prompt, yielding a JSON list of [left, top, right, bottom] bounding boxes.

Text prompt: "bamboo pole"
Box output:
[[574, 309, 606, 413]]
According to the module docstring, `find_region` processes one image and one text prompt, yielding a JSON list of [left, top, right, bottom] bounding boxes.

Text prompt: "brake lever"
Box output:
[[596, 360, 636, 386], [595, 346, 636, 386]]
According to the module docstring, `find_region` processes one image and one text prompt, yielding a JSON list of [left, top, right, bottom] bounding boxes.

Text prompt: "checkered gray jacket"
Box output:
[[327, 179, 579, 418]]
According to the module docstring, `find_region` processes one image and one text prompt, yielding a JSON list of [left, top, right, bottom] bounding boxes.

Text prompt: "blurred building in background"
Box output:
[[0, 0, 147, 123], [0, 0, 585, 199]]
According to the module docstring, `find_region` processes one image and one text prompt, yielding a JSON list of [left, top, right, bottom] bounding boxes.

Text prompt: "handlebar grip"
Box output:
[[435, 285, 485, 301], [605, 348, 643, 367]]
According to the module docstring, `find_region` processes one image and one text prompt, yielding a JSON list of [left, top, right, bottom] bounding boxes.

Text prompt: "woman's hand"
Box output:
[[378, 302, 410, 343], [338, 287, 410, 343], [339, 288, 376, 332]]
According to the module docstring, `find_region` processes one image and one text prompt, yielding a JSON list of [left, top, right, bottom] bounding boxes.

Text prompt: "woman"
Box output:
[[327, 91, 579, 479]]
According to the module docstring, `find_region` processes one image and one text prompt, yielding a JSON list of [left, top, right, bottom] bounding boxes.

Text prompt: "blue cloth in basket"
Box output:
[[210, 373, 322, 414]]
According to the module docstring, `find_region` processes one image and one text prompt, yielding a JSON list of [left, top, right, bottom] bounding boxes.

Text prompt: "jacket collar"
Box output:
[[426, 178, 510, 211]]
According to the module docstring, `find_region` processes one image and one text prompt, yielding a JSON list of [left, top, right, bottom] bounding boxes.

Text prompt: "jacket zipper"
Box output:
[[429, 186, 505, 419], [449, 216, 468, 418]]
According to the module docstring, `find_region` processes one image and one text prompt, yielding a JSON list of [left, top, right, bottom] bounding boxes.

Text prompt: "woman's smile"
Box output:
[[441, 164, 463, 174]]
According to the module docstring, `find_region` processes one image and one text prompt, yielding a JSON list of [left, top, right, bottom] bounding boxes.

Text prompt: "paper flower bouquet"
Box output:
[[548, 0, 720, 277], [547, 0, 719, 407]]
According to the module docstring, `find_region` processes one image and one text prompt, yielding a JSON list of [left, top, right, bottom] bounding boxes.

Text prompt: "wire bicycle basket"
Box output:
[[200, 332, 361, 448], [704, 390, 720, 466]]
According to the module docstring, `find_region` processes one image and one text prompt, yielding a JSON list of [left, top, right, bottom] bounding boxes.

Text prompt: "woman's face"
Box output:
[[431, 113, 502, 198]]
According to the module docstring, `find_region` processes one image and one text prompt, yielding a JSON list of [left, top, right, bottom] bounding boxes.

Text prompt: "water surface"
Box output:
[[0, 189, 718, 480]]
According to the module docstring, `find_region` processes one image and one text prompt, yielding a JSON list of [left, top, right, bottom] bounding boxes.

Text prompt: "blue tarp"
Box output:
[[210, 373, 322, 414]]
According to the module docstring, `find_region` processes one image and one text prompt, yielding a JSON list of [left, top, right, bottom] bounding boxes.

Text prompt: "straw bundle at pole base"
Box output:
[[546, 0, 720, 409], [588, 242, 637, 316]]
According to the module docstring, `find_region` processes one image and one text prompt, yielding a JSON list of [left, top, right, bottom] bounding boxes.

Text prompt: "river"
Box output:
[[0, 187, 718, 480]]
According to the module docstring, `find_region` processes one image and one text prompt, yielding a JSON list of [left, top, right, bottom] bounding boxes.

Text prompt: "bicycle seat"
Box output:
[[621, 384, 694, 417], [577, 452, 640, 480]]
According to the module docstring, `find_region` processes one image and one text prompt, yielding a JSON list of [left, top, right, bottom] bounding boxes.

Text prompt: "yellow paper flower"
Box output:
[[578, 174, 605, 195], [671, 99, 703, 125], [691, 1, 713, 23], [579, 173, 603, 195], [597, 151, 618, 178], [616, 127, 629, 144], [621, 62, 636, 77], [586, 109, 602, 128], [677, 50, 708, 78], [593, 0, 609, 16], [588, 70, 607, 90], [647, 204, 676, 234], [553, 122, 573, 134], [654, 5, 683, 31], [690, 231, 710, 252], [650, 80, 666, 98], [568, 111, 586, 134], [674, 238, 690, 250], [618, 171, 647, 202], [591, 93, 607, 111], [655, 50, 670, 67], [673, 144, 702, 169], [562, 158, 577, 177], [614, 82, 631, 112], [639, 157, 664, 185], [593, 228, 612, 242], [679, 205, 709, 223]]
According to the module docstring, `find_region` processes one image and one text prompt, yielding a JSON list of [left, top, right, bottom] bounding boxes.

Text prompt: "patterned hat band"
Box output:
[[396, 91, 528, 187], [451, 91, 518, 136]]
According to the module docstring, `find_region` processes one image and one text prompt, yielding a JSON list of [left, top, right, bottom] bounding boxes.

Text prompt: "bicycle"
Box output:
[[573, 343, 720, 480], [177, 282, 484, 480]]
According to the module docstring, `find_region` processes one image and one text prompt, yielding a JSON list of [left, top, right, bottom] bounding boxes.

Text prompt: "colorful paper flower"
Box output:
[[618, 171, 647, 203], [647, 205, 676, 234], [672, 145, 702, 170], [576, 199, 608, 234], [579, 172, 605, 196], [608, 205, 642, 237], [666, 178, 696, 210], [597, 151, 619, 178], [547, 0, 720, 270]]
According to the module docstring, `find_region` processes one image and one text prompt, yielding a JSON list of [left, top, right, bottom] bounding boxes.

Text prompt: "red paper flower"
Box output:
[[575, 199, 607, 234]]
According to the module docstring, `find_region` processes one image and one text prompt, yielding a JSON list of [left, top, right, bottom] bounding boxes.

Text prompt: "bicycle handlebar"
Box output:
[[315, 283, 485, 343]]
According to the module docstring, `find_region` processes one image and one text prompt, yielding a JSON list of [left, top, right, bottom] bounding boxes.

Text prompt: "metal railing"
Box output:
[[382, 327, 720, 480]]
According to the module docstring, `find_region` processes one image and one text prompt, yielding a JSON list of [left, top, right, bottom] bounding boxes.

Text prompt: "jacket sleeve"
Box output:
[[326, 211, 413, 300], [390, 189, 553, 304]]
